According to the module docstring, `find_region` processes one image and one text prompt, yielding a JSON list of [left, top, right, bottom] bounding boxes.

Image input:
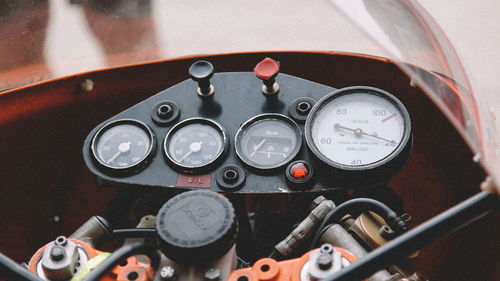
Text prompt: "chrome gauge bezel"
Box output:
[[163, 117, 229, 173], [235, 113, 302, 170], [91, 119, 156, 175], [305, 86, 412, 172]]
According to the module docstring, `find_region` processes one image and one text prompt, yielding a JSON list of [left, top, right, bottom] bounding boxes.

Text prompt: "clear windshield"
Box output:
[[0, 0, 497, 189], [328, 0, 499, 190]]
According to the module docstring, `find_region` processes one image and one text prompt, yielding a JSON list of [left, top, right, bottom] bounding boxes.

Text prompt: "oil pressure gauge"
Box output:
[[91, 119, 156, 175], [164, 118, 228, 172], [305, 86, 412, 185], [235, 114, 302, 170]]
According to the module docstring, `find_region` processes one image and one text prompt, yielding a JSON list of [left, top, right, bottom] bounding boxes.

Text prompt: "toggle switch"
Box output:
[[189, 60, 215, 97], [254, 58, 280, 96]]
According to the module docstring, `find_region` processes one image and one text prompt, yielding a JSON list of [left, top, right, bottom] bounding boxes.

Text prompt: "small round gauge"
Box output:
[[164, 118, 228, 171], [305, 86, 412, 182], [235, 114, 302, 169], [91, 119, 156, 174]]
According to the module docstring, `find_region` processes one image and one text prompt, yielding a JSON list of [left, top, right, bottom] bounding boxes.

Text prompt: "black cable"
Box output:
[[310, 198, 407, 249], [0, 253, 43, 281], [83, 242, 160, 281], [112, 228, 157, 238], [325, 190, 498, 281]]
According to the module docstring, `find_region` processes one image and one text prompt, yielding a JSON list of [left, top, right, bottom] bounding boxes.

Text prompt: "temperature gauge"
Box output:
[[91, 119, 156, 174], [305, 86, 412, 185], [235, 114, 302, 169], [164, 118, 228, 172]]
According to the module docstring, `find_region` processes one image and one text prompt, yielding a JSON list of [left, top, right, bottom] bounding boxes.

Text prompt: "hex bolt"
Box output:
[[49, 246, 66, 261], [204, 268, 221, 281], [55, 236, 68, 246], [159, 266, 176, 281], [316, 253, 333, 270]]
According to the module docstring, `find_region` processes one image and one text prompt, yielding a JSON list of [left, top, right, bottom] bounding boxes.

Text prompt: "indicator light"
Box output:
[[290, 162, 309, 180], [286, 160, 314, 190]]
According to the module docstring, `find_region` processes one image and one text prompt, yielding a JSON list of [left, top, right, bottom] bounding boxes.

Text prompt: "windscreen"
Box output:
[[328, 0, 499, 190], [0, 0, 497, 189]]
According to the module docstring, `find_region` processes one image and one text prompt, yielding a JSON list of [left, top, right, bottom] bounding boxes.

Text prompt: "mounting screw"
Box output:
[[204, 268, 221, 281], [55, 236, 68, 246], [80, 79, 94, 92], [159, 266, 176, 281], [319, 244, 333, 254]]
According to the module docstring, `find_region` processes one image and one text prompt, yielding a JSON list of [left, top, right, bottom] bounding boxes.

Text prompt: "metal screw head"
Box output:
[[49, 246, 65, 261], [319, 243, 333, 254], [54, 236, 68, 246], [159, 266, 176, 281], [204, 268, 221, 281], [316, 253, 333, 270]]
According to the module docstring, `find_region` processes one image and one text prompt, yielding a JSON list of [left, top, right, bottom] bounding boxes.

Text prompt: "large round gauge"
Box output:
[[235, 114, 302, 170], [164, 118, 228, 172], [305, 86, 412, 182], [91, 119, 156, 174]]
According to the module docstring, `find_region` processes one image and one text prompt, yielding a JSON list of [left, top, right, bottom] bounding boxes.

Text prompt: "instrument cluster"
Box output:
[[83, 59, 412, 193]]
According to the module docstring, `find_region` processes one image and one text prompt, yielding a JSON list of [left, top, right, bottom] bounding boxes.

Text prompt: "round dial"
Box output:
[[305, 86, 411, 170], [91, 119, 155, 173], [164, 118, 228, 171], [235, 114, 302, 169]]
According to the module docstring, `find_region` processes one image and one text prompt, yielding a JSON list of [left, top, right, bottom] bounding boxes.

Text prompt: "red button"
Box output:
[[289, 162, 310, 181], [253, 58, 280, 80]]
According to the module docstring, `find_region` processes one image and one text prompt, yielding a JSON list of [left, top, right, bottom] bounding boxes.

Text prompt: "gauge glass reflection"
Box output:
[[165, 119, 226, 169], [236, 114, 301, 169], [92, 121, 154, 171]]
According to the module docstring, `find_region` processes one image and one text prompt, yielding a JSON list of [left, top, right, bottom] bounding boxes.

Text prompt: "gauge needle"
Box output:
[[334, 123, 396, 144], [180, 141, 203, 162], [107, 142, 131, 163], [250, 139, 267, 157]]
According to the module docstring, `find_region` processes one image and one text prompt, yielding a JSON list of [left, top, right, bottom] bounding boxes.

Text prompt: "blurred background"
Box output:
[[1, 0, 499, 130]]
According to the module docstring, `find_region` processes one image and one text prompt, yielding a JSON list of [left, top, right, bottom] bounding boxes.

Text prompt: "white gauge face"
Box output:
[[311, 93, 406, 167]]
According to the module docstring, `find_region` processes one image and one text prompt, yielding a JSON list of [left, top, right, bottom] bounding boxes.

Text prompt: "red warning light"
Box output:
[[289, 162, 310, 181]]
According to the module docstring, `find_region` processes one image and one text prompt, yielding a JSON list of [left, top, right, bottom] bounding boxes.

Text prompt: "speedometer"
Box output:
[[305, 86, 412, 185]]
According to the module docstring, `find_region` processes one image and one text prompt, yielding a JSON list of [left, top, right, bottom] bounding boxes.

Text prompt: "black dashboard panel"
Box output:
[[83, 71, 341, 193]]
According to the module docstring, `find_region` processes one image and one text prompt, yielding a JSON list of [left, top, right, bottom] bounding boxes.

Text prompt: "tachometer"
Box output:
[[91, 119, 156, 175], [305, 86, 412, 185], [164, 118, 228, 172], [235, 114, 302, 170]]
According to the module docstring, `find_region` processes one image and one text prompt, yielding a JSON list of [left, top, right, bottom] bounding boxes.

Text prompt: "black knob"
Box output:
[[156, 190, 237, 264], [189, 61, 215, 97]]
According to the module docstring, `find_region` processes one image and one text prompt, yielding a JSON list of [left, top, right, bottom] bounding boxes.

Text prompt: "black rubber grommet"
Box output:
[[288, 97, 316, 123], [151, 100, 180, 126], [216, 165, 246, 191]]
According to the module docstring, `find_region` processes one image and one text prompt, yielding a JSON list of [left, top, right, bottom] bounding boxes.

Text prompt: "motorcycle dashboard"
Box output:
[[83, 59, 413, 193]]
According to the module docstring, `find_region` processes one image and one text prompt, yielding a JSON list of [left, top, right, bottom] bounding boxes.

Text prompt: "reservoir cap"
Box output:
[[156, 190, 237, 264]]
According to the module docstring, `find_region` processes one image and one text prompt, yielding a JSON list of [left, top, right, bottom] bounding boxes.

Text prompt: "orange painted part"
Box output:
[[27, 239, 101, 274], [111, 256, 155, 281], [228, 247, 359, 281]]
